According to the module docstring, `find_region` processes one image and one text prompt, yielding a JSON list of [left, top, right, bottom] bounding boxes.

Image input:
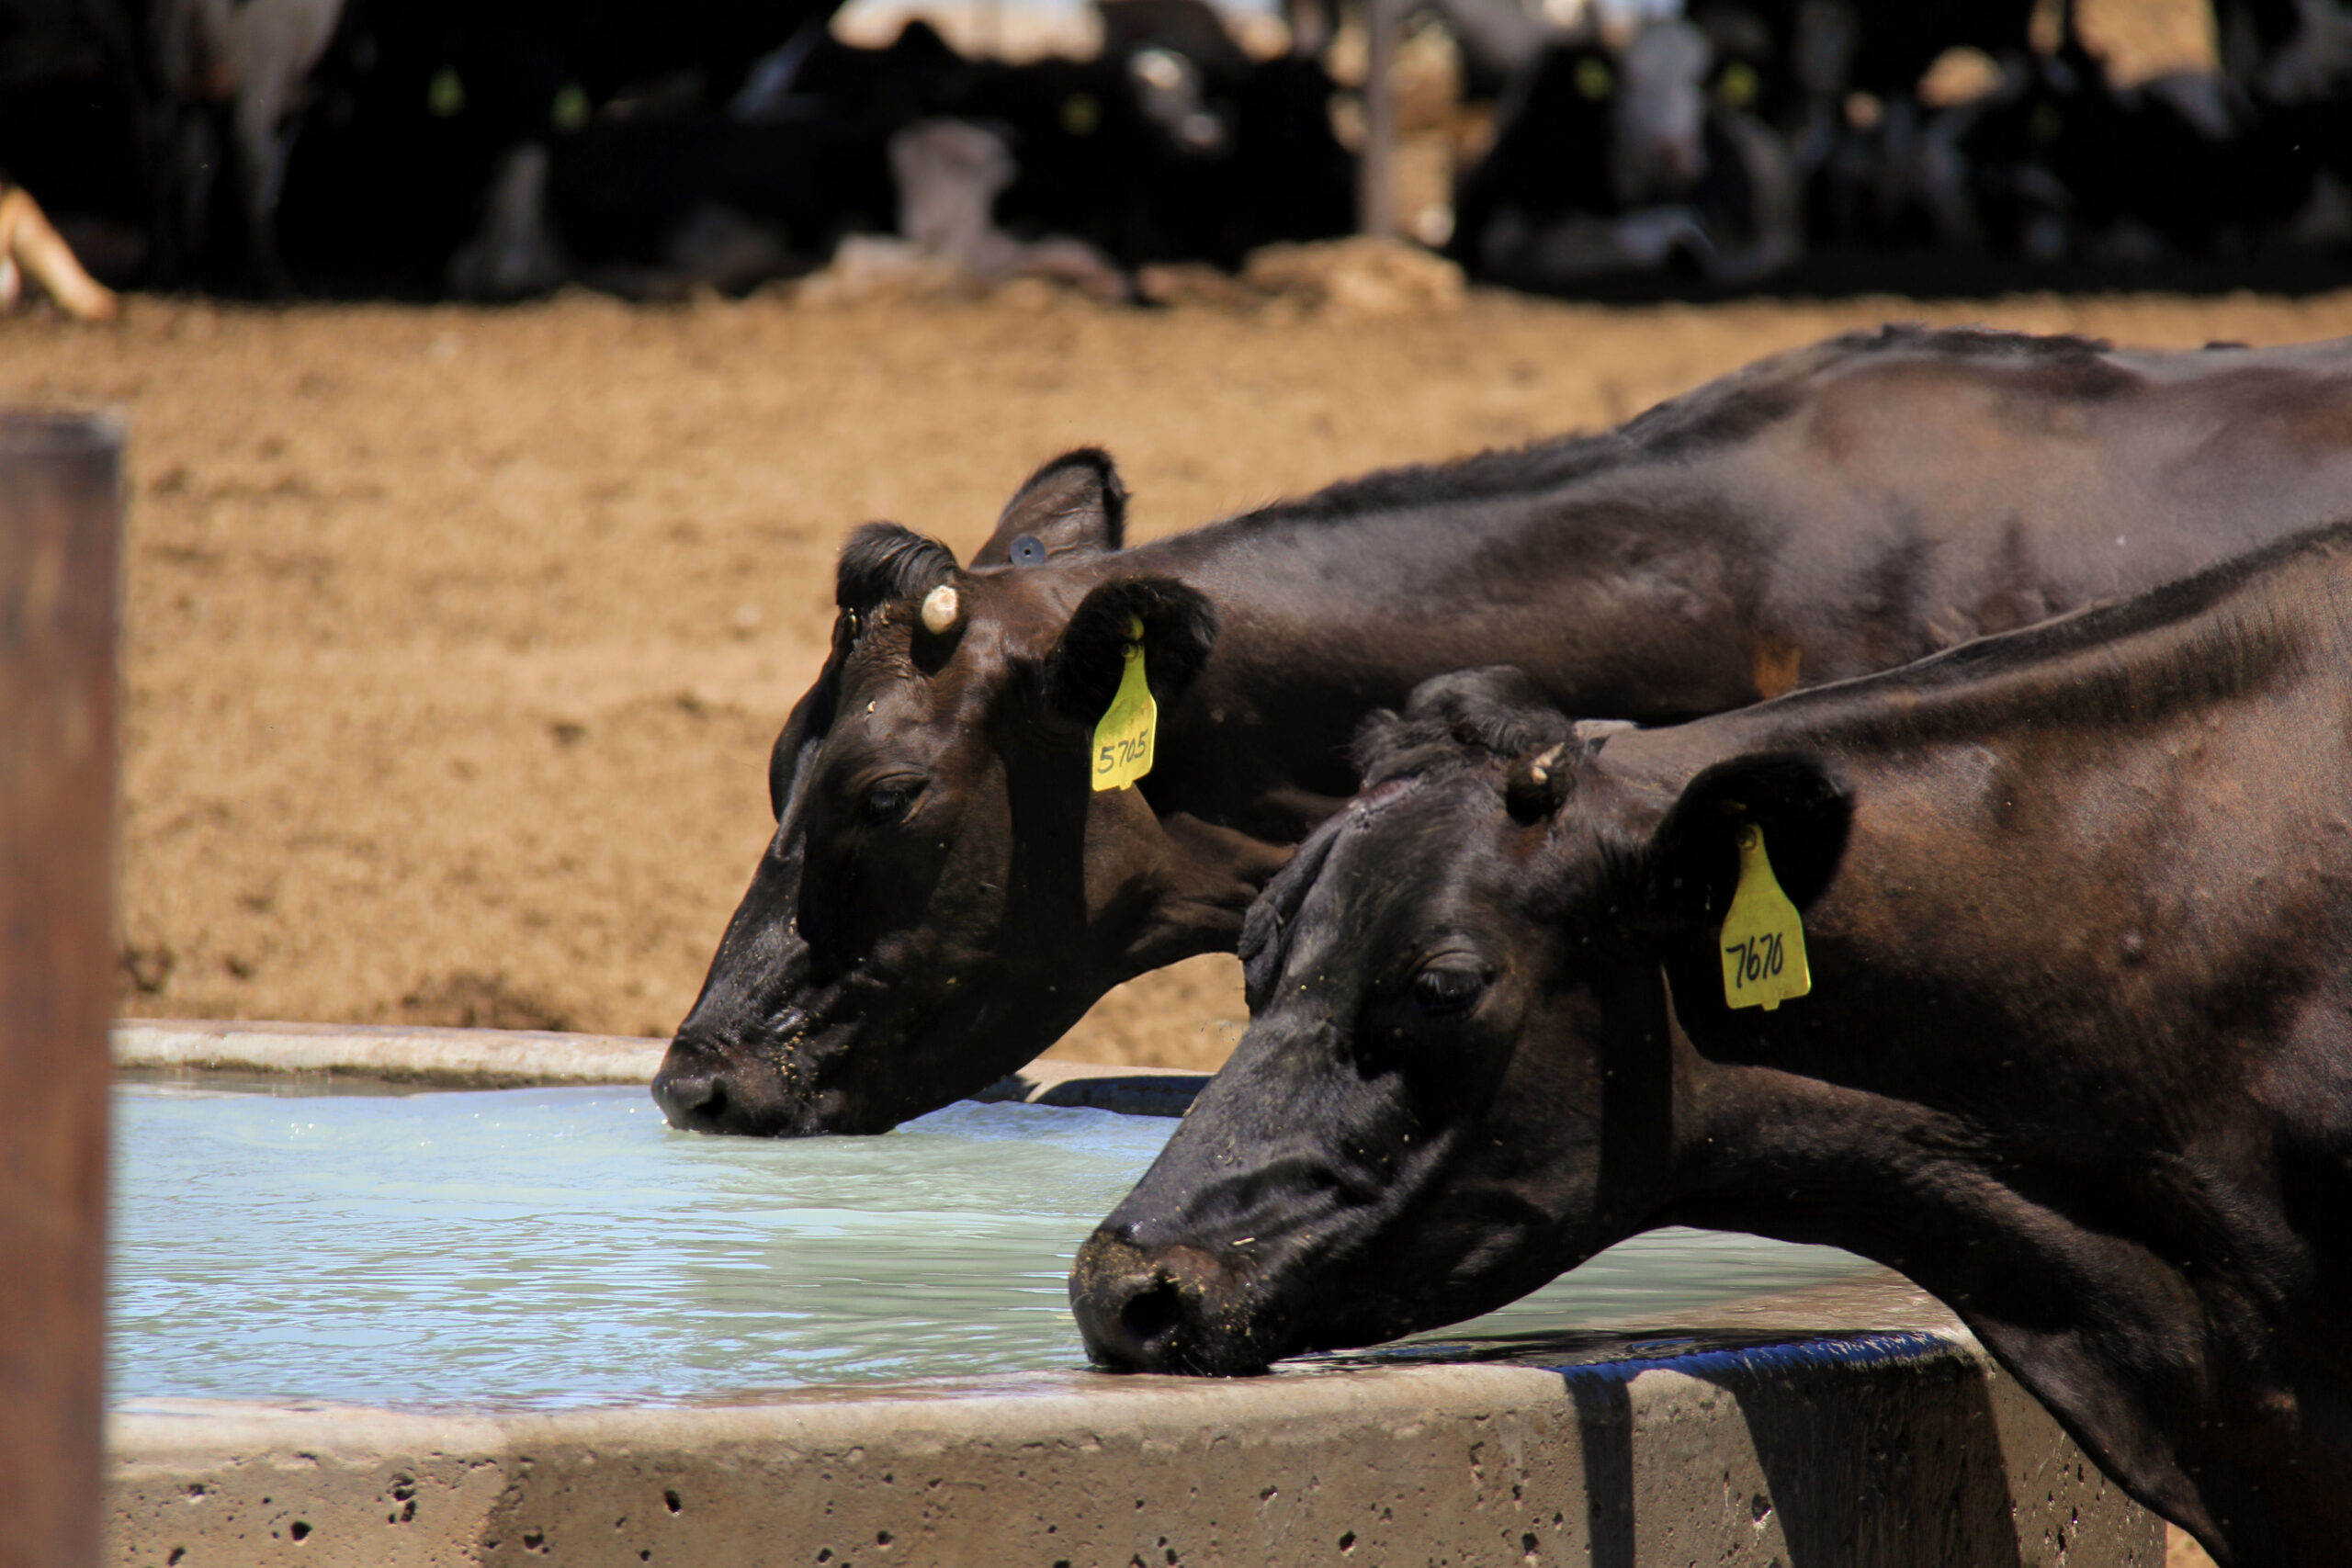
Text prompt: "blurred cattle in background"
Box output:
[[281, 0, 848, 295], [1450, 17, 1800, 287], [466, 0, 1351, 299], [1933, 39, 2293, 262], [0, 0, 845, 294], [1690, 0, 2034, 248], [945, 17, 1353, 272], [1838, 5, 2352, 267], [141, 0, 346, 288], [1442, 0, 2055, 288], [2214, 0, 2352, 97], [12, 0, 2352, 300], [1685, 0, 2038, 118], [0, 0, 1335, 299], [444, 22, 947, 299], [1433, 0, 2352, 288], [869, 116, 1128, 296]]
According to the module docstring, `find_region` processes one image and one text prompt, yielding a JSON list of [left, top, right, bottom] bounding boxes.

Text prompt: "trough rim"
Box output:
[[109, 1018, 1207, 1113], [109, 1326, 1985, 1456]]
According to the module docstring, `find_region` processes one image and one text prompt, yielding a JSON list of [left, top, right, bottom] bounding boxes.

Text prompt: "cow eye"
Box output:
[[1410, 961, 1488, 1016], [860, 779, 922, 825]]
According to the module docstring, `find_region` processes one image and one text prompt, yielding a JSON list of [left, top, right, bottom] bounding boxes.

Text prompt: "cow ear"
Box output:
[[1352, 666, 1575, 789], [837, 520, 957, 611], [1636, 753, 1850, 932], [972, 448, 1127, 568], [1042, 577, 1218, 728]]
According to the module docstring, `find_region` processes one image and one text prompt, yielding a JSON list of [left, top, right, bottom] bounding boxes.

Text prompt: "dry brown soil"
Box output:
[[8, 285, 2352, 1078]]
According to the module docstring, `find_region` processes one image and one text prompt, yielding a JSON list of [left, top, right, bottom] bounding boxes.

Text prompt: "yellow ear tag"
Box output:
[[1091, 615, 1156, 792], [1719, 824, 1810, 1011]]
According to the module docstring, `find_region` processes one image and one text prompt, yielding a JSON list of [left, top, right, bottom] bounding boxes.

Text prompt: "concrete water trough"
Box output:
[[106, 1021, 2165, 1566]]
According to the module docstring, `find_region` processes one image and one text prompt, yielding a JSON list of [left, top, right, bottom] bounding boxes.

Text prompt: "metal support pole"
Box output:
[[1358, 0, 1401, 239], [0, 411, 121, 1568]]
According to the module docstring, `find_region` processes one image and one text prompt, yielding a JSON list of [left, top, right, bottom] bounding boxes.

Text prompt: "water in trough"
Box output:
[[112, 1077, 1875, 1409]]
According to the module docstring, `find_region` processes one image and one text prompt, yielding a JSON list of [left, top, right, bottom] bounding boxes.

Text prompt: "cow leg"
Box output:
[[1914, 102, 1981, 247], [446, 144, 569, 301], [232, 85, 294, 294], [154, 106, 222, 285], [1698, 107, 1802, 284], [0, 187, 122, 321], [226, 0, 348, 296], [1493, 206, 1711, 283]]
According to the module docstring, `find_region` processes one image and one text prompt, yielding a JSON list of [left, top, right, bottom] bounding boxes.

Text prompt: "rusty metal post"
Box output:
[[0, 412, 120, 1568], [1358, 0, 1401, 239]]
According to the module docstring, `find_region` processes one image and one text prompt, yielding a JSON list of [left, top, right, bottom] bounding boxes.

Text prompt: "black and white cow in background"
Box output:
[[1451, 16, 1800, 288]]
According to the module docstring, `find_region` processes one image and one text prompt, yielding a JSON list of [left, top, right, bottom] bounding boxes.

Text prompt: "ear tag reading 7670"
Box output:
[[1719, 824, 1810, 1010], [1091, 615, 1156, 792]]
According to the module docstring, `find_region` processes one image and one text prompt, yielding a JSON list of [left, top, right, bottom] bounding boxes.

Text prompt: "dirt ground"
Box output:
[[6, 284, 2352, 1081]]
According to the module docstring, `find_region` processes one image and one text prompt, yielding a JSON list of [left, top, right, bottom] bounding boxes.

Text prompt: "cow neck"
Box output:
[[1064, 497, 1760, 836]]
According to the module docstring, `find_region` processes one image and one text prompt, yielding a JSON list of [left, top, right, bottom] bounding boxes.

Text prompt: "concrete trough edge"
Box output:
[[109, 1020, 1210, 1113], [107, 1330, 2165, 1567]]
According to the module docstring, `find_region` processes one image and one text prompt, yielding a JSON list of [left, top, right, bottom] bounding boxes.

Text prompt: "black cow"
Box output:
[[436, 20, 958, 299], [530, 111, 893, 293], [1070, 524, 2352, 1565], [1673, 0, 2051, 260], [939, 45, 1353, 270], [1692, 0, 2038, 108], [458, 9, 1350, 299], [0, 0, 292, 288], [271, 0, 566, 293], [1940, 39, 2324, 264], [653, 328, 2352, 1138], [727, 0, 1350, 277], [1682, 0, 2040, 209], [28, 0, 848, 292], [2214, 0, 2352, 101]]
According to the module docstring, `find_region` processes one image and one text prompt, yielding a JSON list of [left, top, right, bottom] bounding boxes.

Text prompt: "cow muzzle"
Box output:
[[650, 1009, 859, 1136], [649, 1046, 735, 1131], [1069, 1229, 1275, 1376]]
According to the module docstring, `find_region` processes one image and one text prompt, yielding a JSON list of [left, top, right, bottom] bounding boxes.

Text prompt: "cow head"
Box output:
[[651, 450, 1222, 1135], [1611, 18, 1713, 203], [1070, 668, 1849, 1373]]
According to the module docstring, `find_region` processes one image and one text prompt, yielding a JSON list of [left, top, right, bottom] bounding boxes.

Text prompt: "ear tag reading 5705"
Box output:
[[1091, 615, 1156, 792], [1719, 824, 1810, 1010]]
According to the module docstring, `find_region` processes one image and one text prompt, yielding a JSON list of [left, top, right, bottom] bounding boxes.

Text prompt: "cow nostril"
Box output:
[[1120, 1271, 1184, 1353], [1074, 1239, 1216, 1372], [654, 1071, 727, 1127]]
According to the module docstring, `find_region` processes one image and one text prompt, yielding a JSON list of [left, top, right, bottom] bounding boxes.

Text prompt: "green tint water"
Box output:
[[112, 1080, 1871, 1408]]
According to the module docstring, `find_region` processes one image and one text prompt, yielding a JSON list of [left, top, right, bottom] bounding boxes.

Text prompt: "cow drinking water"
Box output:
[[655, 327, 2352, 1137], [1070, 525, 2352, 1564]]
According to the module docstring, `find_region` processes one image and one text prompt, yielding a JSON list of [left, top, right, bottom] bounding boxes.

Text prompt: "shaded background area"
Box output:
[[4, 0, 2340, 306], [6, 284, 2352, 1067]]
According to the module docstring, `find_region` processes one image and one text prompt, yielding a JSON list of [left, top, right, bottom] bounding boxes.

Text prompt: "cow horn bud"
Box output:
[[1507, 744, 1572, 825], [921, 583, 960, 635]]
